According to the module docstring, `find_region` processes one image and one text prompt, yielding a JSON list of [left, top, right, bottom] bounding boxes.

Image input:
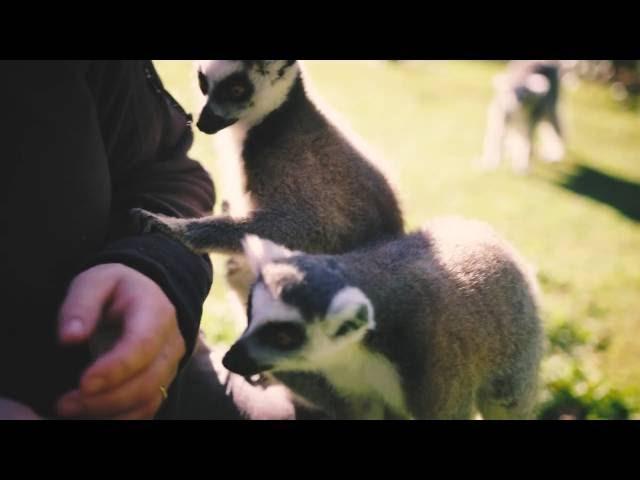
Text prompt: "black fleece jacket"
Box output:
[[0, 60, 215, 416]]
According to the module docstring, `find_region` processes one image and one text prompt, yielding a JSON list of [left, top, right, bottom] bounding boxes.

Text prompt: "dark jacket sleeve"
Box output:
[[82, 61, 216, 364]]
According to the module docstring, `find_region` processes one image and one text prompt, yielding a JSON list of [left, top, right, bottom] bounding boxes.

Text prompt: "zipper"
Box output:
[[144, 61, 193, 127]]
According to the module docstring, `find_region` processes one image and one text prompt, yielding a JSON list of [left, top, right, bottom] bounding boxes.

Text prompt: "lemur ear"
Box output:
[[242, 235, 297, 275], [333, 304, 371, 338], [327, 287, 376, 333], [246, 60, 296, 76], [278, 61, 297, 77], [244, 60, 270, 75]]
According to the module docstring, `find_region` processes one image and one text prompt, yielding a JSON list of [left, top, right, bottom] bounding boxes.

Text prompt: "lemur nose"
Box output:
[[196, 107, 238, 135], [222, 341, 268, 377]]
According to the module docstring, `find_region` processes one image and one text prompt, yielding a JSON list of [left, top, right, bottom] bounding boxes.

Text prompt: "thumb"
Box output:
[[57, 265, 119, 344]]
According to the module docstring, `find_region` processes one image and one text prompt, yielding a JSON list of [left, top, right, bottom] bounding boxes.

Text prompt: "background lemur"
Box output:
[[133, 60, 404, 302], [480, 60, 565, 174], [222, 218, 543, 420]]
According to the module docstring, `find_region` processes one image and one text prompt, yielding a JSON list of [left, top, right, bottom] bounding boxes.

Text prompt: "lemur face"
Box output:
[[221, 236, 375, 377], [195, 60, 299, 134]]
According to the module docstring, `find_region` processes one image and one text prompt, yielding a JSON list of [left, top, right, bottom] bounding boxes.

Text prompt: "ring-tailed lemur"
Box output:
[[223, 217, 543, 420], [480, 60, 566, 174], [132, 60, 404, 302]]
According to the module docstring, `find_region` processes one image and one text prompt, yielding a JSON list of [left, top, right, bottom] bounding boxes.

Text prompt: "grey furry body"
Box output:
[[135, 75, 403, 257], [234, 217, 543, 420], [349, 218, 542, 418]]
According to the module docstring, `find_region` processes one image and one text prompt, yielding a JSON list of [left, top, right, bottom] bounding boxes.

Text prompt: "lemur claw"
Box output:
[[130, 208, 173, 235]]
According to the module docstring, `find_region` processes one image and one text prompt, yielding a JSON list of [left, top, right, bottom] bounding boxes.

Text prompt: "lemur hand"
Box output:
[[129, 207, 205, 254], [130, 208, 183, 236], [56, 263, 186, 420], [130, 207, 229, 255]]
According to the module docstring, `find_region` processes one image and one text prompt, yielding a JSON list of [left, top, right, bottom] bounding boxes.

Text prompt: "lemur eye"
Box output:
[[230, 83, 246, 99], [275, 331, 295, 348], [212, 73, 254, 103], [257, 323, 305, 351]]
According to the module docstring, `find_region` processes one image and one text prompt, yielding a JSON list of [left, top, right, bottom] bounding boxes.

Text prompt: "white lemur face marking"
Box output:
[[221, 236, 375, 377], [195, 60, 299, 134]]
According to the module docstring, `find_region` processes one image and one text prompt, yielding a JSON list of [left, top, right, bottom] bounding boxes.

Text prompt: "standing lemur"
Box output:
[[480, 60, 565, 174], [222, 217, 543, 420], [133, 60, 404, 302]]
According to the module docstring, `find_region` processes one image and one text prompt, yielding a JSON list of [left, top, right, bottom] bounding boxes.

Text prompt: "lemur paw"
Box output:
[[130, 208, 177, 236]]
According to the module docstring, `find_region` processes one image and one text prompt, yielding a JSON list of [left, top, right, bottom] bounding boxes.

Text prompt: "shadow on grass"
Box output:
[[537, 156, 640, 222]]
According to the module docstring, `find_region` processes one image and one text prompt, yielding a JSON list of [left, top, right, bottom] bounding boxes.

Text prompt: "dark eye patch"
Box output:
[[212, 72, 254, 104], [256, 322, 306, 351], [198, 70, 209, 95]]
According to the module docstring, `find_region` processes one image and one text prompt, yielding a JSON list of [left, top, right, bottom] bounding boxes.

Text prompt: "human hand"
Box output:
[[0, 397, 42, 420], [56, 263, 185, 419]]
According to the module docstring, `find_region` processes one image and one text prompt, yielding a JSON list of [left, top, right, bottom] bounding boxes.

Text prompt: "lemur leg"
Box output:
[[480, 100, 507, 170], [549, 107, 564, 140], [477, 388, 537, 420], [538, 122, 565, 163], [476, 371, 538, 420], [225, 254, 255, 304], [539, 110, 565, 163], [418, 375, 477, 420], [216, 201, 255, 304], [131, 207, 317, 255], [131, 208, 247, 254], [508, 112, 533, 175]]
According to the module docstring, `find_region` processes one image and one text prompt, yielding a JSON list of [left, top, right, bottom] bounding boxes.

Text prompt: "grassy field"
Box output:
[[154, 60, 640, 417]]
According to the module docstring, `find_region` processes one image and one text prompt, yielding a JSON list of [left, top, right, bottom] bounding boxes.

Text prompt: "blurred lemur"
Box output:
[[480, 60, 565, 173]]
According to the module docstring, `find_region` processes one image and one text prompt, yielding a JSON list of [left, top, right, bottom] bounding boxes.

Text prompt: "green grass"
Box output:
[[154, 60, 640, 415]]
